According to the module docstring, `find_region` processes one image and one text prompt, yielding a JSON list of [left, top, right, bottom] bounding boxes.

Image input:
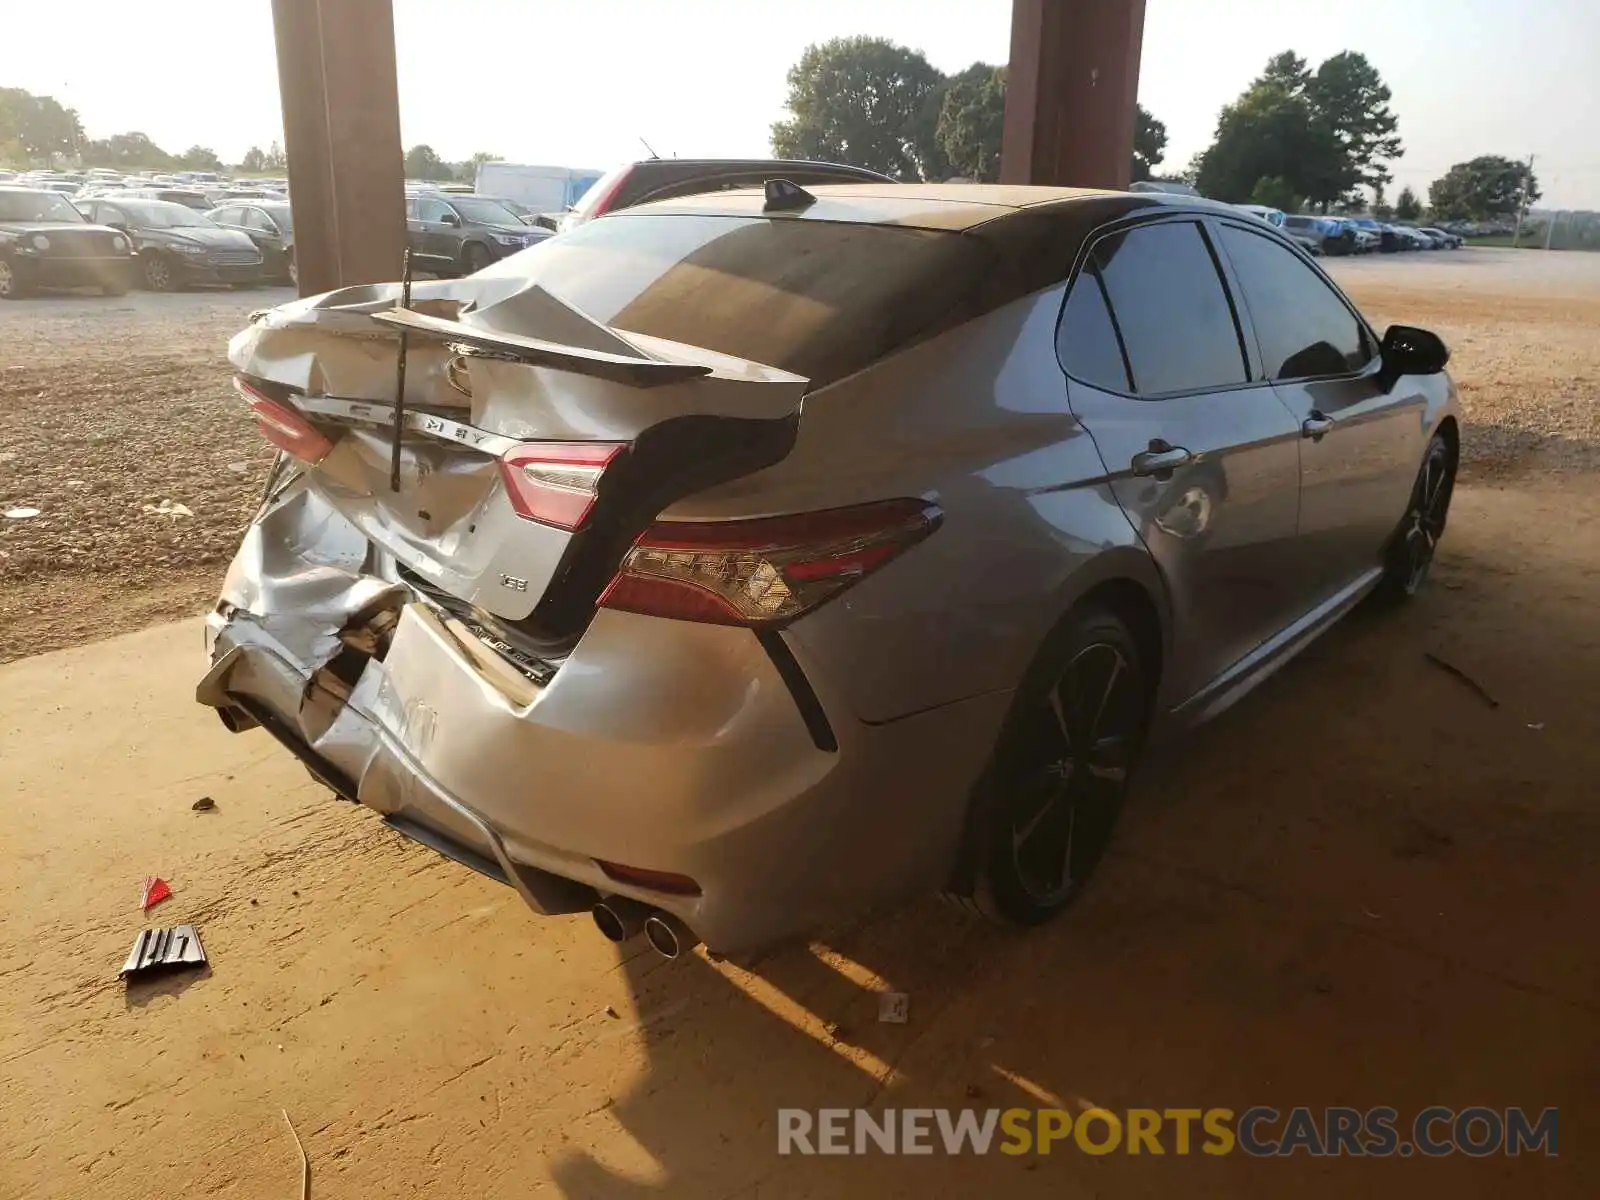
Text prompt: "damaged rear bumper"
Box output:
[[198, 484, 1007, 954]]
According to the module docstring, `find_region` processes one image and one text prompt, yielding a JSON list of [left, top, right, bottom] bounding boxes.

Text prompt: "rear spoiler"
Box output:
[[369, 307, 713, 389]]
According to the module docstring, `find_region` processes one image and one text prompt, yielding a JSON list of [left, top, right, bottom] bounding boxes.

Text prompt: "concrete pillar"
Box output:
[[1001, 0, 1147, 189], [271, 0, 407, 295]]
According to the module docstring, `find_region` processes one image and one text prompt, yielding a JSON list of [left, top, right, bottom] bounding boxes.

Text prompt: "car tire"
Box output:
[[951, 606, 1153, 927], [461, 242, 492, 275], [141, 253, 178, 292], [1378, 431, 1456, 601], [0, 257, 28, 300]]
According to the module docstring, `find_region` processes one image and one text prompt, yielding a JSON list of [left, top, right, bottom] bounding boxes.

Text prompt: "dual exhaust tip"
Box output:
[[591, 895, 699, 960]]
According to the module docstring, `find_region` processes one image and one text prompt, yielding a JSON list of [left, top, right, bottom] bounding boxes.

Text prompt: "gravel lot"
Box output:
[[1, 250, 1597, 663]]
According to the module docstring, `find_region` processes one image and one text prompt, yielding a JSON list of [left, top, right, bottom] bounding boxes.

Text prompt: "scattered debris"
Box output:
[[0, 451, 15, 463], [192, 795, 216, 812], [965, 1083, 986, 1100], [141, 499, 195, 518], [140, 876, 173, 912], [604, 1005, 620, 1019], [1361, 907, 1383, 920], [120, 925, 206, 981], [282, 1109, 311, 1200], [65, 479, 88, 488], [1527, 722, 1545, 731], [227, 461, 251, 475], [4, 506, 40, 520], [878, 992, 910, 1024], [1422, 651, 1500, 709]]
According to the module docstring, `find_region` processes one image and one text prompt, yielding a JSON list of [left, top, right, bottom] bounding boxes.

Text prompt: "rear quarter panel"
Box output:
[[659, 284, 1164, 724]]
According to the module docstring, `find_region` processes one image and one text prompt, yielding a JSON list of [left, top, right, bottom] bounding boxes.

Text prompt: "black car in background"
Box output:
[[208, 200, 296, 285], [558, 158, 895, 231], [404, 193, 552, 276], [81, 198, 263, 291], [0, 186, 135, 299]]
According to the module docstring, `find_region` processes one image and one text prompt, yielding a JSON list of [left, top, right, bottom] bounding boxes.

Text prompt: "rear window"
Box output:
[[479, 212, 998, 387]]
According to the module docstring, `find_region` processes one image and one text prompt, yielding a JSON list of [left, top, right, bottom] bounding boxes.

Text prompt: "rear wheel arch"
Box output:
[[1434, 414, 1460, 464], [942, 569, 1165, 905]]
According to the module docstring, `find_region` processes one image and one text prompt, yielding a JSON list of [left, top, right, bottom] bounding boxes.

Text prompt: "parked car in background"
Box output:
[[1418, 227, 1462, 249], [208, 200, 296, 285], [1285, 214, 1352, 255], [0, 186, 136, 298], [558, 158, 895, 231], [1277, 216, 1324, 256], [82, 197, 262, 290], [1234, 203, 1286, 227], [1348, 217, 1404, 252], [473, 195, 541, 225], [106, 187, 214, 212], [205, 184, 1460, 956], [404, 192, 552, 275]]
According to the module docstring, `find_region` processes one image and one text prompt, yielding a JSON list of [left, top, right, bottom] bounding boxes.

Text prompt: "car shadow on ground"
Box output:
[[543, 523, 1600, 1199]]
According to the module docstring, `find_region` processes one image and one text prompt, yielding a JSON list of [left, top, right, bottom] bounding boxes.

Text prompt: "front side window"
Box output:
[[1090, 221, 1247, 396], [210, 206, 241, 226], [1217, 224, 1373, 381], [417, 198, 452, 223]]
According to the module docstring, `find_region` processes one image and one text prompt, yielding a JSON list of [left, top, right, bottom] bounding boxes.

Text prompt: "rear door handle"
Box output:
[[1302, 412, 1335, 440], [1130, 439, 1195, 478]]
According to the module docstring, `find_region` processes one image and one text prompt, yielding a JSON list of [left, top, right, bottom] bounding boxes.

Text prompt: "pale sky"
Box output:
[[12, 0, 1600, 209]]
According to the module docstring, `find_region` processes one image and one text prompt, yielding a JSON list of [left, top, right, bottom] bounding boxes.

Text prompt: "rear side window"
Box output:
[[477, 212, 999, 387], [1091, 221, 1247, 396], [1057, 264, 1131, 392], [1217, 223, 1373, 381]]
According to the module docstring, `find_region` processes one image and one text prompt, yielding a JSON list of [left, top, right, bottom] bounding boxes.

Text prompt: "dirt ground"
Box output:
[[1, 251, 1597, 1198]]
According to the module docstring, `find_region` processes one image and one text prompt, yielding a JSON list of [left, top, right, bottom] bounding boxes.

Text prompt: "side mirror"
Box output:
[[1379, 324, 1449, 378], [440, 211, 461, 227], [106, 219, 127, 231]]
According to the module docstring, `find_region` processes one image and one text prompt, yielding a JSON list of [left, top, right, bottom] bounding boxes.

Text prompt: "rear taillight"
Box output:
[[583, 165, 633, 220], [233, 377, 333, 464], [498, 442, 626, 531], [598, 499, 941, 627]]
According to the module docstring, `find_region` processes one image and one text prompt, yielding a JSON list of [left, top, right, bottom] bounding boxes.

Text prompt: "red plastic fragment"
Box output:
[[141, 876, 172, 912]]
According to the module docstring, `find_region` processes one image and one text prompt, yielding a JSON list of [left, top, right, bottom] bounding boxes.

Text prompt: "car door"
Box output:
[[403, 197, 435, 267], [416, 196, 461, 265], [1060, 217, 1305, 709], [1210, 219, 1426, 605], [237, 208, 289, 275]]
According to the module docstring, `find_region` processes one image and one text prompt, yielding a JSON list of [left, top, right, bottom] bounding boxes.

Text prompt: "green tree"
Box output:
[[178, 145, 222, 171], [1194, 76, 1337, 203], [1249, 175, 1301, 213], [264, 140, 287, 171], [1193, 50, 1402, 209], [83, 131, 172, 169], [936, 65, 1006, 181], [1132, 105, 1168, 182], [1428, 156, 1540, 220], [1305, 51, 1403, 199], [405, 143, 453, 180], [240, 146, 267, 172], [771, 36, 946, 179], [1394, 185, 1421, 221], [0, 87, 83, 163]]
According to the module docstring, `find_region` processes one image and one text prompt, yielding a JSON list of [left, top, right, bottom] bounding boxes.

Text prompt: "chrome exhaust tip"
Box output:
[[642, 911, 700, 960], [591, 895, 651, 943]]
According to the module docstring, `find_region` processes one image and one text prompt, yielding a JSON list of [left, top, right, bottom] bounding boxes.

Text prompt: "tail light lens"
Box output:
[[599, 498, 941, 627], [234, 377, 333, 464], [499, 442, 625, 531]]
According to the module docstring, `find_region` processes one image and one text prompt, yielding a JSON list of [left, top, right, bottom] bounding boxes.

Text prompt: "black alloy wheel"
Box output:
[[967, 609, 1152, 925], [1382, 432, 1455, 598]]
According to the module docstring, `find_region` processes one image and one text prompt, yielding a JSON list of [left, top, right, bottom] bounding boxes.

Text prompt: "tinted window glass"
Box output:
[[475, 212, 1000, 387], [1092, 221, 1246, 395], [1218, 224, 1372, 380], [211, 206, 240, 226], [243, 209, 276, 233], [1057, 265, 1130, 392]]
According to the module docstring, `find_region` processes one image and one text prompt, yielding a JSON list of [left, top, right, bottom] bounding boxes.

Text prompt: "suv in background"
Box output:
[[208, 199, 297, 285], [558, 158, 894, 231], [405, 192, 552, 276]]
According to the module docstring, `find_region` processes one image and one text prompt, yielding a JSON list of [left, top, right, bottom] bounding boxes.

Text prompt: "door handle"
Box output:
[[1302, 411, 1335, 440], [1130, 439, 1195, 478]]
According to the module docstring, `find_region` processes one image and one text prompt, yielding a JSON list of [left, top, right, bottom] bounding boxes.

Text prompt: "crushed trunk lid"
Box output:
[[230, 278, 806, 643]]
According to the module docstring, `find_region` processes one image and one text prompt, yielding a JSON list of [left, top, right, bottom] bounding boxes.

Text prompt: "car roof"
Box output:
[[629, 182, 1241, 233]]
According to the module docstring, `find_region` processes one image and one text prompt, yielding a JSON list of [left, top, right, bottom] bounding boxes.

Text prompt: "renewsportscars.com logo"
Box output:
[[777, 1106, 1559, 1158]]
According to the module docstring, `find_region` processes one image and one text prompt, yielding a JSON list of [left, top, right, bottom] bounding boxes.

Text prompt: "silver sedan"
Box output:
[[199, 184, 1459, 957]]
